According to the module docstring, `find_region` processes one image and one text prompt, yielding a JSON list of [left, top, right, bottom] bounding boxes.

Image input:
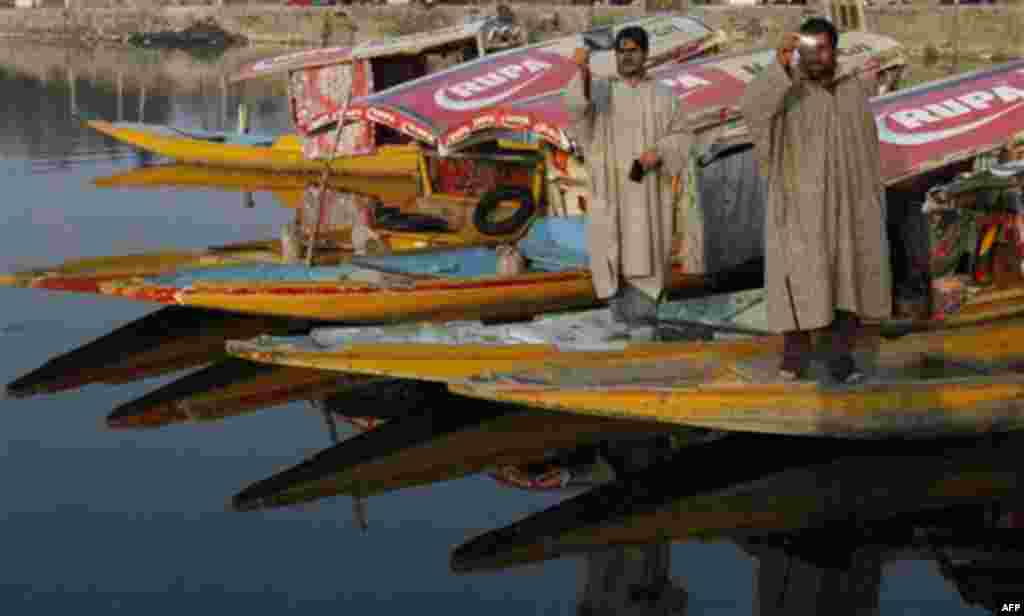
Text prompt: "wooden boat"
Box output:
[[449, 432, 1024, 572], [224, 293, 1024, 438], [5, 306, 309, 398], [82, 120, 423, 177], [91, 162, 420, 207], [2, 154, 535, 296], [89, 15, 724, 176], [443, 316, 1024, 438], [79, 35, 917, 323], [220, 279, 1024, 381], [0, 231, 355, 296], [230, 393, 688, 512], [96, 229, 761, 323], [106, 359, 389, 429]]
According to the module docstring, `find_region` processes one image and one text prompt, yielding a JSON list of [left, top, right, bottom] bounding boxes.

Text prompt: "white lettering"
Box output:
[[960, 91, 996, 110], [499, 65, 523, 80], [994, 85, 1024, 103], [676, 73, 711, 89], [522, 59, 552, 74], [450, 82, 484, 99], [475, 73, 508, 88], [923, 100, 972, 120], [890, 108, 938, 130]]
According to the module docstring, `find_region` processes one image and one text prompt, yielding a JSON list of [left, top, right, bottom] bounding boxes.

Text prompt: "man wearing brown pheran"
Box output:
[[739, 17, 892, 383], [567, 26, 689, 326]]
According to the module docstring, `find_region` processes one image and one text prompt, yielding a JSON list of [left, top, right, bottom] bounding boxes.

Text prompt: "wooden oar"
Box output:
[[305, 88, 355, 267]]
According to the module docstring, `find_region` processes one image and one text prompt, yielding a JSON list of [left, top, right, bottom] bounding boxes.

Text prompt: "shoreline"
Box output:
[[0, 3, 1019, 63]]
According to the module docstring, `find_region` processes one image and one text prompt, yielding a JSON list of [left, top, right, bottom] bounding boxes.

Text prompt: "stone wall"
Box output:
[[0, 2, 1022, 61]]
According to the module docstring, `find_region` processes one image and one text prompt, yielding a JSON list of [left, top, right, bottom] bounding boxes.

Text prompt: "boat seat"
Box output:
[[351, 246, 500, 278], [516, 216, 589, 271], [122, 123, 278, 147], [145, 263, 361, 286], [349, 216, 590, 278]]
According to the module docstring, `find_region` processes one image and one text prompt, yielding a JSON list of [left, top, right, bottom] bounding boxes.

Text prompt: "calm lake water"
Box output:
[[0, 41, 999, 614]]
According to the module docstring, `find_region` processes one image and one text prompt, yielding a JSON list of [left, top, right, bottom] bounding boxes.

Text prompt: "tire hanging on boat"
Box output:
[[472, 186, 536, 237]]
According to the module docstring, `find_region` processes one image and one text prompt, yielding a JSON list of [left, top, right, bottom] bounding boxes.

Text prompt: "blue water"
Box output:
[[0, 41, 995, 614]]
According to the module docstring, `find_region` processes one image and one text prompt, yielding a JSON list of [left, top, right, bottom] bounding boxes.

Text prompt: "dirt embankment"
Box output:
[[0, 2, 1022, 61], [0, 2, 1018, 96]]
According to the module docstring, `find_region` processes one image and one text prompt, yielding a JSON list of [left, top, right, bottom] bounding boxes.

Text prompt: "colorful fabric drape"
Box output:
[[289, 60, 375, 160]]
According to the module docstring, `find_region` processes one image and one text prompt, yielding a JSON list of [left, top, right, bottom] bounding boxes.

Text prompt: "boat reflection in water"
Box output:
[[447, 432, 1024, 615], [9, 305, 1023, 614]]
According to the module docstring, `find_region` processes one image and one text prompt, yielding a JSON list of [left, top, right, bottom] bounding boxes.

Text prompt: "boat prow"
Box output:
[[83, 119, 421, 177]]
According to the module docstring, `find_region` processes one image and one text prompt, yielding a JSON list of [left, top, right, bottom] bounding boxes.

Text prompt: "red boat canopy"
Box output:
[[338, 29, 722, 151], [344, 28, 1024, 187]]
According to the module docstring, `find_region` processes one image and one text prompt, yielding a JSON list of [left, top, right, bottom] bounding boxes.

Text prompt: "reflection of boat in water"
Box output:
[[447, 432, 1024, 573], [91, 162, 421, 207], [228, 396, 688, 511], [105, 359, 388, 429], [4, 306, 310, 398]]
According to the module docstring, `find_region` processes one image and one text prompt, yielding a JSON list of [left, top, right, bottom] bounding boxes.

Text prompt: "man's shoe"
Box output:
[[610, 285, 659, 326], [778, 356, 808, 382], [829, 355, 865, 385]]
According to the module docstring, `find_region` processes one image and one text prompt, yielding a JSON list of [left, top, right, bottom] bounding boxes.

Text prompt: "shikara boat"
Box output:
[[2, 152, 535, 295], [83, 32, 908, 322], [85, 14, 725, 177], [227, 295, 1024, 438], [448, 432, 1024, 572]]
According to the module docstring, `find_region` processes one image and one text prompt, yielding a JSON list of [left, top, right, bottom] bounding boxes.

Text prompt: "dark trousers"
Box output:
[[782, 310, 860, 371]]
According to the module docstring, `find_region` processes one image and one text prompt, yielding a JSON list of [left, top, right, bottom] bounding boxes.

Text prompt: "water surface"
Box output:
[[0, 41, 998, 614]]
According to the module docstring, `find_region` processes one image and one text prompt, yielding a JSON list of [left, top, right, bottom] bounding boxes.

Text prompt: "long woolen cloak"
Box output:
[[739, 60, 892, 332], [564, 70, 691, 301]]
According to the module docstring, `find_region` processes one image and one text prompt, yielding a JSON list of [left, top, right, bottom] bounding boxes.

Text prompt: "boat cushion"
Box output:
[[145, 263, 361, 286], [115, 122, 278, 147], [516, 216, 589, 271], [351, 246, 500, 278]]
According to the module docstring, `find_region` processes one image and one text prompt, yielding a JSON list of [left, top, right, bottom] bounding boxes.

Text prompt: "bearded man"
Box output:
[[567, 26, 690, 326], [739, 17, 892, 383]]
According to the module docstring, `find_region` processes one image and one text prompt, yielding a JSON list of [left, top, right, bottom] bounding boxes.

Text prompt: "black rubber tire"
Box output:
[[472, 186, 536, 237]]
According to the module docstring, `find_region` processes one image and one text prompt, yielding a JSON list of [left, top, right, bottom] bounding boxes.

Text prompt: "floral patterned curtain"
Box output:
[[288, 60, 375, 160]]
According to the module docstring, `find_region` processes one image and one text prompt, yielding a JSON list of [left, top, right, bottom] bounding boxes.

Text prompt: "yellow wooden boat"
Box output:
[[444, 328, 1024, 438], [223, 284, 1024, 383], [93, 15, 723, 177], [3, 157, 539, 296], [450, 432, 1024, 572], [85, 120, 423, 177]]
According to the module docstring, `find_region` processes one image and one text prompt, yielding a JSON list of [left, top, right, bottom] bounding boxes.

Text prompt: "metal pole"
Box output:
[[237, 102, 255, 209], [952, 0, 960, 76], [316, 401, 368, 531], [116, 71, 123, 122]]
